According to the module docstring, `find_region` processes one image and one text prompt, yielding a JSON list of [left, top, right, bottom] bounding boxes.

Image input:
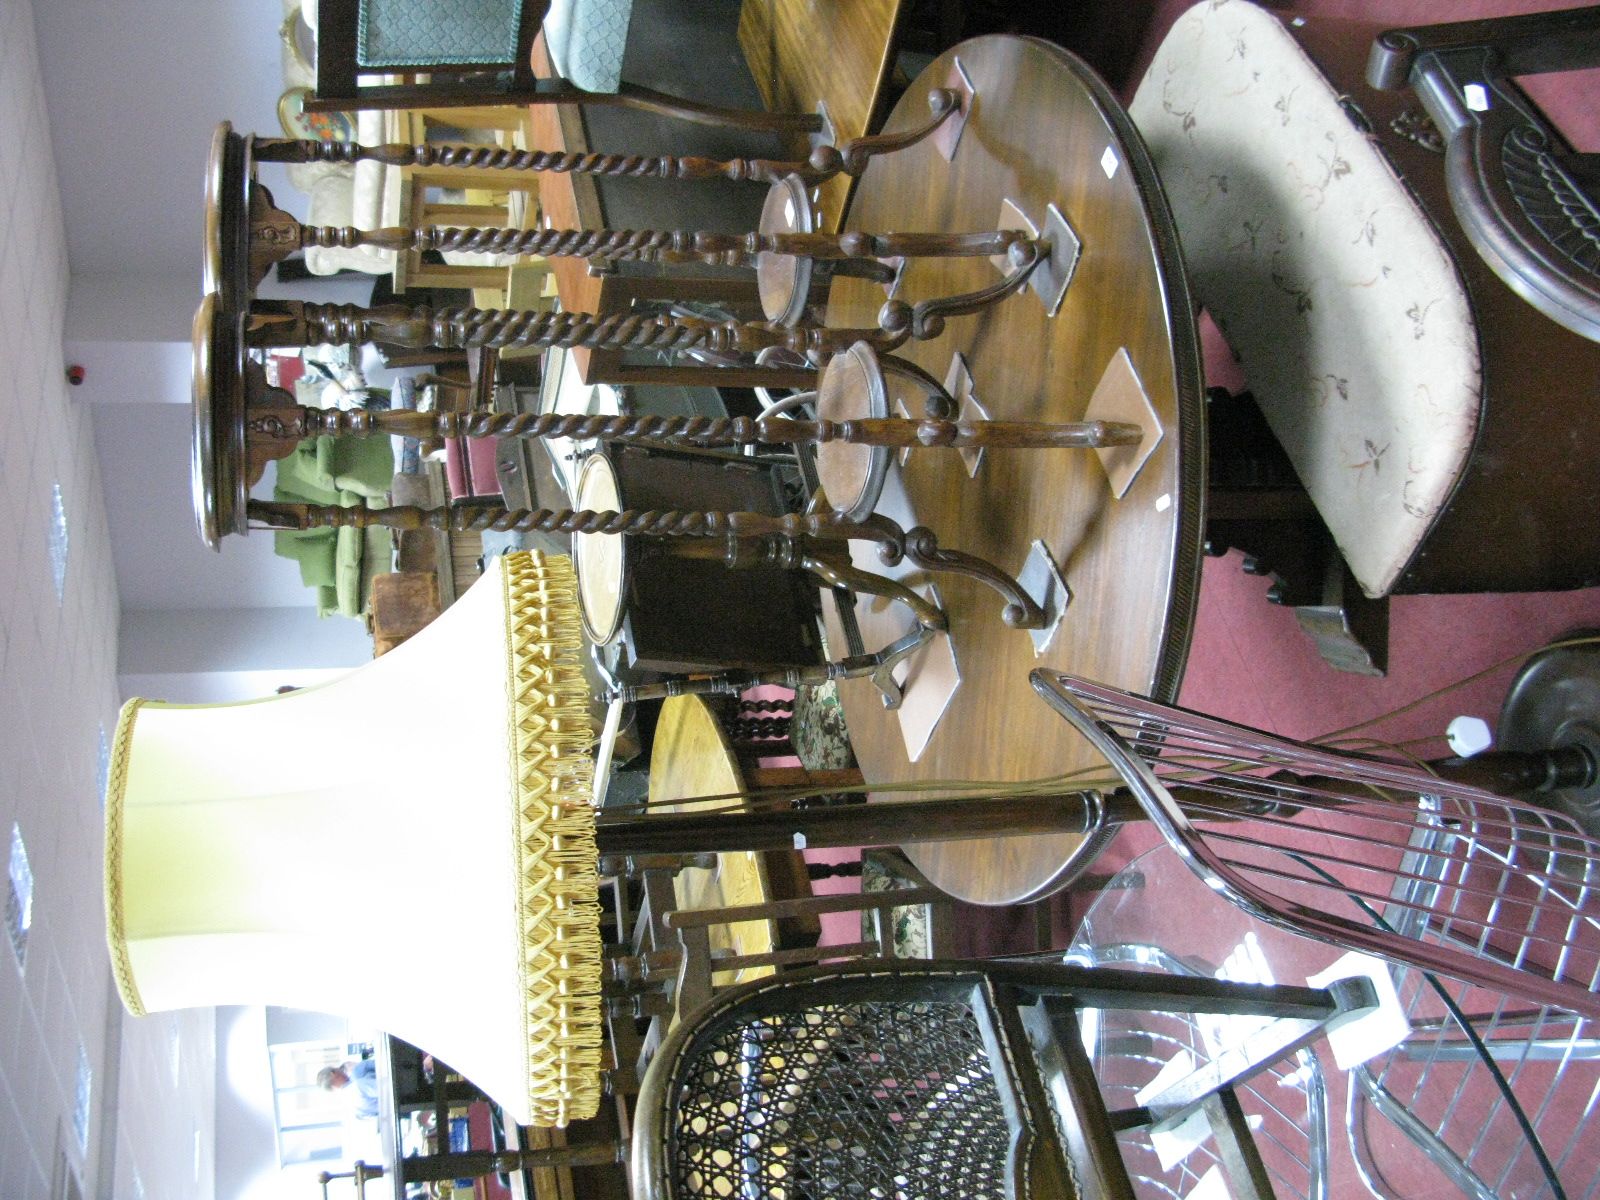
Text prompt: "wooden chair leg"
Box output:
[[1207, 389, 1390, 677]]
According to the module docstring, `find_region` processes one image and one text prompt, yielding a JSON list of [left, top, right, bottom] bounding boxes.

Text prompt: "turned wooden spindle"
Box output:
[[246, 500, 906, 548], [287, 222, 1037, 271], [264, 301, 906, 357], [249, 88, 959, 186], [246, 403, 1141, 453], [246, 497, 1045, 629]]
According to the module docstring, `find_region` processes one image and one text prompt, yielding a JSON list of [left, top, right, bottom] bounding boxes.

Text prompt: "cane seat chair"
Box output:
[[631, 958, 1374, 1200]]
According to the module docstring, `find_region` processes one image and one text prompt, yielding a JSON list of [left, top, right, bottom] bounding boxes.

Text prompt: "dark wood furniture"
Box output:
[[738, 0, 909, 230], [371, 1037, 624, 1200], [1367, 4, 1600, 344], [630, 958, 1374, 1200], [819, 36, 1205, 907], [572, 443, 824, 676], [367, 570, 443, 655], [309, 0, 819, 133]]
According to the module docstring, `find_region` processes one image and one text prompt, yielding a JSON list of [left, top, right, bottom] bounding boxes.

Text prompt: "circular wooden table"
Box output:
[[647, 695, 780, 986], [823, 36, 1205, 906]]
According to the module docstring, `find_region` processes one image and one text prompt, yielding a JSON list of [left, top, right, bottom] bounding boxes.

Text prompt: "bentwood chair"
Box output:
[[308, 0, 820, 133], [630, 958, 1375, 1200], [1132, 2, 1600, 674]]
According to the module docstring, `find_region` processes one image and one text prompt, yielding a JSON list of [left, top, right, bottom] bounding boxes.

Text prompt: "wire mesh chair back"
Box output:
[[1346, 813, 1599, 1200], [1032, 669, 1600, 1021]]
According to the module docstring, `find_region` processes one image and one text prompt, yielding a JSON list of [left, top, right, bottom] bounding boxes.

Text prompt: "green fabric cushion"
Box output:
[[275, 527, 339, 590], [275, 436, 395, 504], [270, 434, 397, 617], [318, 435, 395, 499]]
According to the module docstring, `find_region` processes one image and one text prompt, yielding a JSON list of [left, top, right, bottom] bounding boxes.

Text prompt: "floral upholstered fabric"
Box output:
[[1130, 0, 1482, 598]]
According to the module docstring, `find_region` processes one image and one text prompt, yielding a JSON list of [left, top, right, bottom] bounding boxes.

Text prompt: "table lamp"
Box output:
[[103, 551, 604, 1127], [99, 550, 1105, 1131]]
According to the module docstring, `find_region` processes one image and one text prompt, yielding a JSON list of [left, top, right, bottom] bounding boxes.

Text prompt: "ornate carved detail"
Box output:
[[1504, 123, 1600, 272], [1389, 106, 1445, 154], [239, 361, 309, 484], [247, 184, 303, 286], [244, 413, 303, 440]]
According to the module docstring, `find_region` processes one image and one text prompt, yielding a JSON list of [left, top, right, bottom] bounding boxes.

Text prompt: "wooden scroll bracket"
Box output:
[[994, 198, 1083, 318], [879, 238, 1051, 340]]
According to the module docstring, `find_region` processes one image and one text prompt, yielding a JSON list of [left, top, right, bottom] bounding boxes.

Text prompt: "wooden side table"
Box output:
[[821, 37, 1207, 906]]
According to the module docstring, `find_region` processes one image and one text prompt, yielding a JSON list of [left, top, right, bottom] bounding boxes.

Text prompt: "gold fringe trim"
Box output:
[[502, 551, 604, 1127], [103, 697, 149, 1017]]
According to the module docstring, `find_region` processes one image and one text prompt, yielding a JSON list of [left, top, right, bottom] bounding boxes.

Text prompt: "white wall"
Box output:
[[119, 669, 355, 706], [215, 1006, 278, 1200], [90, 401, 319, 611], [34, 0, 288, 280], [120, 607, 372, 675]]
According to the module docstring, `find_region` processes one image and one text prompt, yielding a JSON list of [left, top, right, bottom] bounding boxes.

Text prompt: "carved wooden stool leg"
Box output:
[[241, 383, 1141, 460], [253, 90, 959, 197], [263, 299, 907, 359], [728, 715, 793, 741]]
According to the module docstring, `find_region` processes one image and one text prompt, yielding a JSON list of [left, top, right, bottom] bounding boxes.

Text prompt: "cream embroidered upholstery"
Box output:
[[1131, 0, 1482, 598]]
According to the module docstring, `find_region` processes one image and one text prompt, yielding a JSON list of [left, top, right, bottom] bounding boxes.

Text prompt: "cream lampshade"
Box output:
[[103, 552, 603, 1127]]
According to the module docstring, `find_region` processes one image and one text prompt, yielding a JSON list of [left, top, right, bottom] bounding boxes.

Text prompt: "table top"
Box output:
[[738, 0, 906, 230], [526, 33, 607, 327], [823, 35, 1205, 906], [647, 694, 779, 985]]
